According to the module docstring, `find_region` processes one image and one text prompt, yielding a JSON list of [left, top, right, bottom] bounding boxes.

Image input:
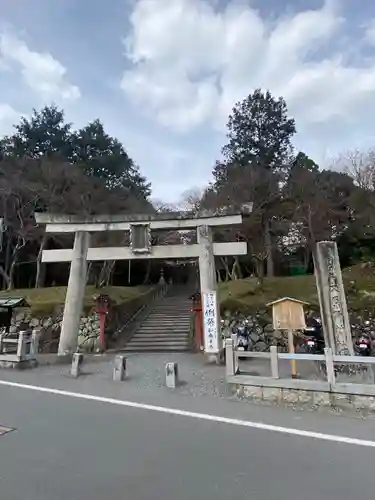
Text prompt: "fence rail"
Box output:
[[225, 334, 375, 396], [0, 330, 40, 362]]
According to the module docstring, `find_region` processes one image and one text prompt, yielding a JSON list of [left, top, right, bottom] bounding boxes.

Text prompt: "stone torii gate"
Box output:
[[35, 211, 248, 356]]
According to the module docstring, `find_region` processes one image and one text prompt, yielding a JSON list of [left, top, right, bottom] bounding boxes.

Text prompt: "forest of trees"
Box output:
[[1, 90, 375, 291]]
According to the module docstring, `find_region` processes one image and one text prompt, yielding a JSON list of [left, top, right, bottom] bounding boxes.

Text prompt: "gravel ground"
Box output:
[[20, 352, 235, 399], [111, 352, 234, 398]]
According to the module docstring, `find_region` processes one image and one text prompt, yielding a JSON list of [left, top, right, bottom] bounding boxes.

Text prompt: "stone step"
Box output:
[[143, 324, 190, 327], [152, 302, 191, 305], [125, 339, 190, 344], [151, 306, 191, 309], [137, 326, 190, 332], [136, 331, 190, 337], [151, 313, 190, 316], [146, 310, 191, 314], [149, 311, 191, 315], [130, 333, 189, 342], [142, 319, 191, 324], [143, 316, 191, 320], [150, 314, 191, 318], [130, 337, 189, 343], [132, 331, 190, 337], [151, 309, 191, 313], [128, 335, 189, 345], [154, 307, 191, 310], [121, 291, 195, 352], [139, 323, 190, 328], [160, 303, 191, 306], [153, 301, 191, 305], [138, 324, 190, 329], [143, 317, 191, 322], [135, 326, 190, 331], [122, 345, 190, 352], [155, 298, 191, 302], [155, 305, 191, 308], [140, 317, 190, 322], [132, 336, 189, 342]]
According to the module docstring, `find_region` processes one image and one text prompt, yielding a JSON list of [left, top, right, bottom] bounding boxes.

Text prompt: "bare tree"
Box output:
[[0, 157, 152, 290], [336, 149, 375, 190]]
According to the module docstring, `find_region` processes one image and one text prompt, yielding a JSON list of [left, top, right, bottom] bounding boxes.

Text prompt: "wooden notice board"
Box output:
[[267, 297, 308, 331]]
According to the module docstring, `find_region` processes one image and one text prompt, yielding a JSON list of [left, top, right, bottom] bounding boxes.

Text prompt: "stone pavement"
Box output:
[[36, 352, 235, 399]]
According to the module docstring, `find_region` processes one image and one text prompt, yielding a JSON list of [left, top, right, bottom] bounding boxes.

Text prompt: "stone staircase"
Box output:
[[122, 287, 193, 352]]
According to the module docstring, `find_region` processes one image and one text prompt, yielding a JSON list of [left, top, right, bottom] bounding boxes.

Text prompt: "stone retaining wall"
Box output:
[[5, 289, 158, 353], [237, 384, 375, 412], [7, 309, 101, 353], [222, 309, 375, 352]]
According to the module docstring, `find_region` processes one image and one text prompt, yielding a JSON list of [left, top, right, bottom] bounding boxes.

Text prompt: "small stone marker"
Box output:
[[70, 353, 83, 378], [113, 355, 127, 382], [165, 362, 178, 388], [30, 329, 40, 356]]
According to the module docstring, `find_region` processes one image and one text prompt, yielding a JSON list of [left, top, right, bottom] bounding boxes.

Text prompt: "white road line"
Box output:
[[0, 378, 374, 448]]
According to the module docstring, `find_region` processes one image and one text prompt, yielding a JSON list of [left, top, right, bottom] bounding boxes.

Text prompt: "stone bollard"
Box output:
[[17, 331, 28, 360], [113, 355, 127, 382], [165, 362, 179, 388], [70, 353, 83, 378], [30, 329, 40, 357]]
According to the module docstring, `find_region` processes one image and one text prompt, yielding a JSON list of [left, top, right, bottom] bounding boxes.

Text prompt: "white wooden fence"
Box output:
[[0, 330, 40, 362], [225, 334, 375, 396]]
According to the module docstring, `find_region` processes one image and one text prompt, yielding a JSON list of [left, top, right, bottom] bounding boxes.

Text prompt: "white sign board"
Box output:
[[202, 291, 219, 353]]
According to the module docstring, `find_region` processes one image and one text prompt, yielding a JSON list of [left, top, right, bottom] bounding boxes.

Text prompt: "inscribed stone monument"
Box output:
[[314, 241, 353, 355]]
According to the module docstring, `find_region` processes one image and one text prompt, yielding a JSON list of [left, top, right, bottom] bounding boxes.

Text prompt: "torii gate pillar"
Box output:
[[59, 231, 90, 355], [197, 226, 216, 293], [197, 225, 221, 362]]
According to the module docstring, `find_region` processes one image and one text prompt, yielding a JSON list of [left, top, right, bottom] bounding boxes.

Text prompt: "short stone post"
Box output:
[[165, 362, 178, 388], [17, 331, 27, 360], [225, 337, 235, 377], [113, 355, 127, 382], [30, 329, 40, 357], [0, 333, 3, 355], [70, 353, 83, 378], [231, 333, 239, 374], [270, 346, 279, 379]]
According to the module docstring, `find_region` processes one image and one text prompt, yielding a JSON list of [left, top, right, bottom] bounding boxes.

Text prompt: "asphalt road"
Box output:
[[0, 380, 375, 499]]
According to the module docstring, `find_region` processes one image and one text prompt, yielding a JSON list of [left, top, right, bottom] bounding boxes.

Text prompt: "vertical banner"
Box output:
[[202, 290, 219, 353]]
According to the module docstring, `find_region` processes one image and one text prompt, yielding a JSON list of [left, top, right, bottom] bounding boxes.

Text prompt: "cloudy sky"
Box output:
[[0, 0, 375, 201]]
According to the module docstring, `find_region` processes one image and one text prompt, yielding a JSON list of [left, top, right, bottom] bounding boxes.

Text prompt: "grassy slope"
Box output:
[[0, 285, 152, 314], [2, 262, 375, 315], [219, 263, 375, 313]]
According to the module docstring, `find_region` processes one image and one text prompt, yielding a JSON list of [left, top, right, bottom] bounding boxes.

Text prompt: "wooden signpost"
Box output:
[[267, 297, 309, 378]]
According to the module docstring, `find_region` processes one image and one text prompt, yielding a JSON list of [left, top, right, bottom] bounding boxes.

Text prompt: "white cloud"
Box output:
[[0, 32, 80, 101], [365, 19, 375, 45], [0, 103, 21, 135], [121, 0, 375, 138]]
